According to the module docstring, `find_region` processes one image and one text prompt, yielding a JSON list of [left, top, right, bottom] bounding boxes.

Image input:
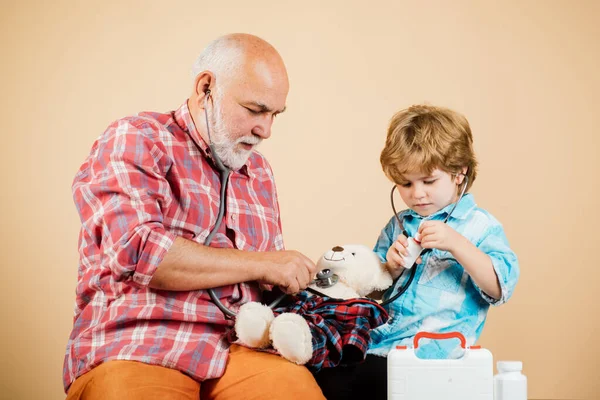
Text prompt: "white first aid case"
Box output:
[[387, 331, 493, 400]]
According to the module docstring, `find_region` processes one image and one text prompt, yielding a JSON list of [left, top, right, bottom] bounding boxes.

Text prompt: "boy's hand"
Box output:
[[418, 221, 462, 253], [386, 234, 422, 279]]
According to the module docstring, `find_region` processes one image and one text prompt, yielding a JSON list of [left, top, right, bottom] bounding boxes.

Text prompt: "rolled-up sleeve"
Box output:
[[73, 118, 176, 287], [475, 224, 520, 306], [374, 217, 396, 264], [374, 212, 409, 264]]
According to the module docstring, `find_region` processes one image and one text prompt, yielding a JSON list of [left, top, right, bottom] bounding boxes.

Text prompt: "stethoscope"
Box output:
[[201, 88, 469, 313], [285, 176, 470, 307], [307, 173, 469, 306], [201, 89, 286, 318], [378, 174, 469, 306]]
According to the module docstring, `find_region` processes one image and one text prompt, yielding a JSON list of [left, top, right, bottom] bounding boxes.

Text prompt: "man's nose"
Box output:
[[251, 115, 273, 139]]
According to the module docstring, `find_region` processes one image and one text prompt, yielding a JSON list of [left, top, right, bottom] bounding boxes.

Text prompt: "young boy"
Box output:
[[316, 104, 519, 400]]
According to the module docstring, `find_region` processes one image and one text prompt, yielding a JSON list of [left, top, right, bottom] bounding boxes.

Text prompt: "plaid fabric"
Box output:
[[63, 101, 284, 392], [273, 292, 389, 373]]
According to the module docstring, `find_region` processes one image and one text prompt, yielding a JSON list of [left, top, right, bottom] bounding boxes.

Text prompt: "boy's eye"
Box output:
[[400, 182, 411, 188], [424, 179, 437, 185]]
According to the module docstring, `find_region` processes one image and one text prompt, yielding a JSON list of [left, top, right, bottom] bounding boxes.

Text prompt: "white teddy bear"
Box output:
[[234, 244, 393, 365]]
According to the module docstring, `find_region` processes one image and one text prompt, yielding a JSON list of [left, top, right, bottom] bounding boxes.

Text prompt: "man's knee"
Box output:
[[203, 346, 325, 399], [268, 360, 317, 385], [268, 363, 324, 398], [67, 360, 200, 400]]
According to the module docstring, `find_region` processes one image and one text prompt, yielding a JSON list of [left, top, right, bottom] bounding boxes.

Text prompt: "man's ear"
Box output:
[[193, 71, 216, 109]]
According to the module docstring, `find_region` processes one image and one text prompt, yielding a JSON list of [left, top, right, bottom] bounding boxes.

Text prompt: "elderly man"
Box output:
[[64, 33, 325, 400]]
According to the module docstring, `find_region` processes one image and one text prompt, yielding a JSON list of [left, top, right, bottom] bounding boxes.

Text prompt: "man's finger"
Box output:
[[299, 267, 310, 289]]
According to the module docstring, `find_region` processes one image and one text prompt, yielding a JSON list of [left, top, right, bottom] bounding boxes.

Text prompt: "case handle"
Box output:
[[413, 331, 467, 349]]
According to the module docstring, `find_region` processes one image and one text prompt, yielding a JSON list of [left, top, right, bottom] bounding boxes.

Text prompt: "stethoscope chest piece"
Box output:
[[314, 269, 339, 288]]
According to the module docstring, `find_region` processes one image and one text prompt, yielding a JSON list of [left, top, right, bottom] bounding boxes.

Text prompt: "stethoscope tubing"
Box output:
[[382, 175, 469, 307], [201, 93, 285, 318], [203, 89, 469, 315]]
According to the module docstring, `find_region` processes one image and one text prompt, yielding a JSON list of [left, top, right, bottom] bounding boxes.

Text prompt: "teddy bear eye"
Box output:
[[351, 252, 356, 256]]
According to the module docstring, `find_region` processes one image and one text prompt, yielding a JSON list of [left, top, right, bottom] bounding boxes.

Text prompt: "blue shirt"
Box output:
[[368, 194, 519, 358]]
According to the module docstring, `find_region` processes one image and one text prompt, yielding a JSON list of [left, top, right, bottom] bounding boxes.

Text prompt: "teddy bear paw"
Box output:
[[235, 302, 275, 348], [269, 313, 313, 365]]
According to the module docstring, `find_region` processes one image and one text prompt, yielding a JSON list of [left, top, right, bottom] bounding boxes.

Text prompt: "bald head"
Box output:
[[191, 33, 288, 93]]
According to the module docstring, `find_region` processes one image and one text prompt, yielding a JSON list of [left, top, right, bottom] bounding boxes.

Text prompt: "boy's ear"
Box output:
[[455, 167, 468, 184]]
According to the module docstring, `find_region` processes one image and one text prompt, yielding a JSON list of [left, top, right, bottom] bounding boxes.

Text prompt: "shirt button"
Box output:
[[231, 214, 236, 221]]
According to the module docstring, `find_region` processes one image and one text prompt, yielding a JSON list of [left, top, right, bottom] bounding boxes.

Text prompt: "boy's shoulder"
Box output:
[[461, 204, 507, 244], [468, 205, 503, 227], [455, 194, 502, 227]]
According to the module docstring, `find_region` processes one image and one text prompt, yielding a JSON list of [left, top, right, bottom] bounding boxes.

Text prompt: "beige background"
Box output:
[[1, 1, 599, 399]]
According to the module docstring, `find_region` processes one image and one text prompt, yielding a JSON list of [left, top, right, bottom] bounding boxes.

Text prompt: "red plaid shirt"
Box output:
[[63, 101, 284, 391]]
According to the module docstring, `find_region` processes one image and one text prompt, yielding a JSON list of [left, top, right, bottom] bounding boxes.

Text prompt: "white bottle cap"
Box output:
[[497, 361, 523, 372]]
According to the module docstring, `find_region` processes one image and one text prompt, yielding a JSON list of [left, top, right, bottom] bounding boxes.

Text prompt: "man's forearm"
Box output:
[[148, 237, 263, 291]]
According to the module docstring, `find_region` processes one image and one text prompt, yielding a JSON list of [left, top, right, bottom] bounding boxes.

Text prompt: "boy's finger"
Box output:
[[392, 253, 404, 267], [419, 239, 432, 249], [389, 253, 403, 268], [420, 226, 436, 237], [394, 241, 408, 256], [396, 235, 408, 246]]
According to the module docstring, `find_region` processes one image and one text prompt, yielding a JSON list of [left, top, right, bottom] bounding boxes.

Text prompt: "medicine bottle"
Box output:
[[494, 361, 527, 400]]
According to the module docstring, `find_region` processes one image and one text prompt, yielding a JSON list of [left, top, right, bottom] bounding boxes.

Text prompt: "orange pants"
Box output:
[[66, 344, 325, 400]]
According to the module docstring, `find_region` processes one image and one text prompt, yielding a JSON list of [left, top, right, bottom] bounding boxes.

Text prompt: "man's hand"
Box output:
[[418, 220, 462, 253], [150, 238, 317, 292], [253, 250, 317, 294], [385, 234, 422, 279]]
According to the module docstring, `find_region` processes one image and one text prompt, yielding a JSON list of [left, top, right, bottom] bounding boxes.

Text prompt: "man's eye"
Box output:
[[245, 107, 260, 114]]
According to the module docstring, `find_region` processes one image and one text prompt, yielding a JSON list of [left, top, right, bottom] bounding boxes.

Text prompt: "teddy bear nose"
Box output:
[[332, 246, 344, 252]]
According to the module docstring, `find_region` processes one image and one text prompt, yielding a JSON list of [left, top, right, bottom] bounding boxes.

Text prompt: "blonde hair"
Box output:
[[380, 104, 478, 191]]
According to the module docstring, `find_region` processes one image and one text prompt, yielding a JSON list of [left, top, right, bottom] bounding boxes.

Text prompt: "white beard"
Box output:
[[209, 93, 262, 170]]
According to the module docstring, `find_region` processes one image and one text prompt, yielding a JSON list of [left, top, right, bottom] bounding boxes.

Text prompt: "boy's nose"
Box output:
[[412, 186, 426, 199]]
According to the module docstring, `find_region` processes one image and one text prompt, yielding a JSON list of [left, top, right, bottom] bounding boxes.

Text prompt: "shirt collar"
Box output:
[[173, 100, 250, 177], [404, 193, 476, 221]]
